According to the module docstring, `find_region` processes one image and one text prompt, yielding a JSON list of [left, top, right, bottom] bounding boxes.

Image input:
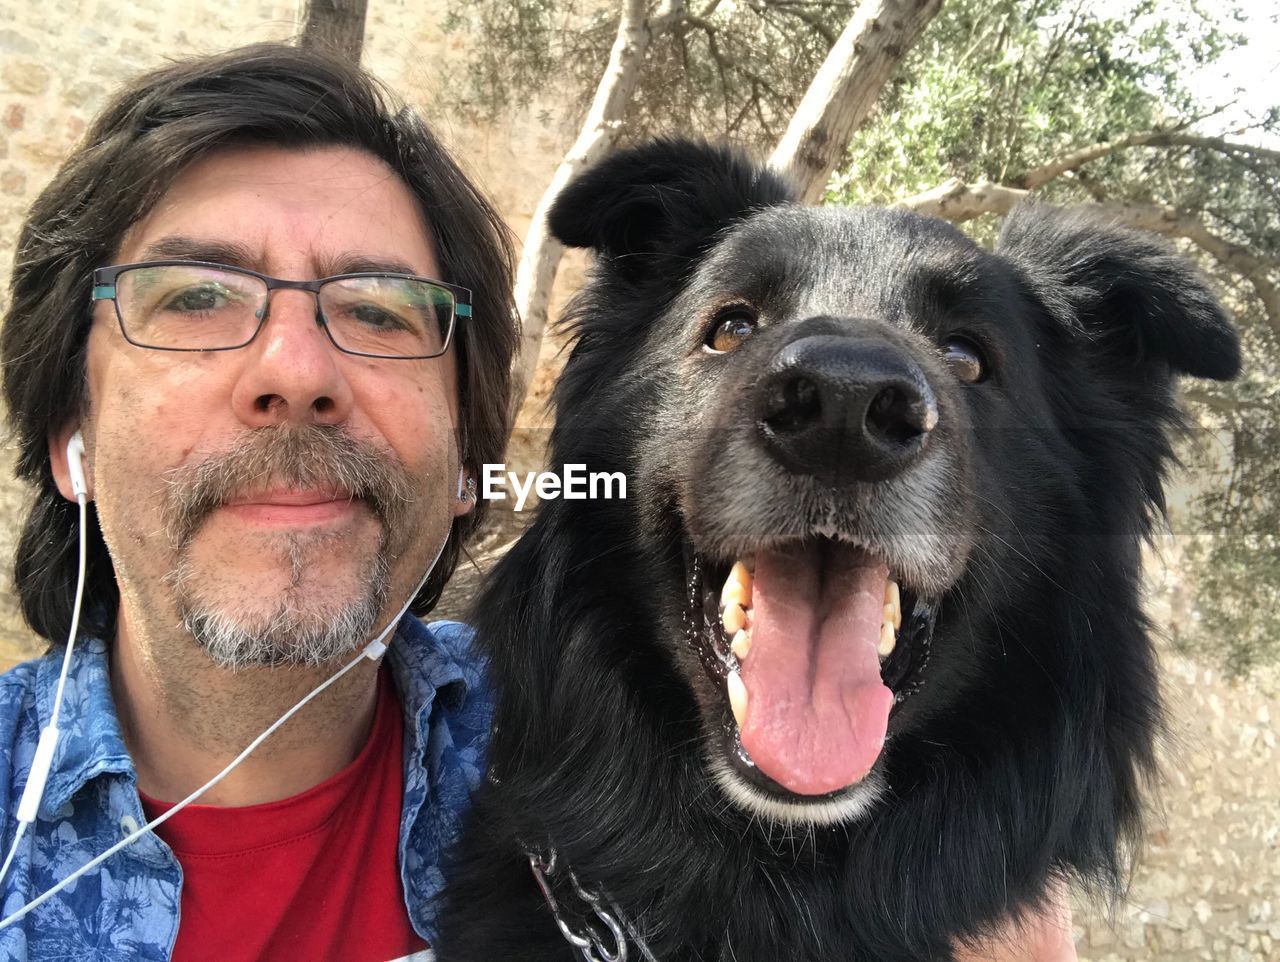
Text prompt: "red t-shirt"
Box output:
[[140, 669, 428, 962]]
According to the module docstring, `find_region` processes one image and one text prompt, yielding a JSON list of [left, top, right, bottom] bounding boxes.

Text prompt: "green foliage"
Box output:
[[829, 0, 1250, 205], [441, 0, 564, 118]]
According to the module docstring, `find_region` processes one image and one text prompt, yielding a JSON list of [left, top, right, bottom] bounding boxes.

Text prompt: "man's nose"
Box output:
[[230, 288, 355, 428]]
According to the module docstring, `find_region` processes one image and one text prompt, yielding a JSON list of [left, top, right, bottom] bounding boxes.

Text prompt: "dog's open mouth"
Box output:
[[683, 538, 937, 799]]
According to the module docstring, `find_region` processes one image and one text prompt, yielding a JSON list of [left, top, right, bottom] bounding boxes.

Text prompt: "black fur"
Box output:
[[437, 140, 1240, 960]]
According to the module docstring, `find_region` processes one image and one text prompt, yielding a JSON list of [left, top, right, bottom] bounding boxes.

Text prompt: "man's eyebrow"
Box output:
[[133, 237, 427, 280], [135, 239, 424, 280], [319, 254, 424, 278], [136, 236, 259, 268]]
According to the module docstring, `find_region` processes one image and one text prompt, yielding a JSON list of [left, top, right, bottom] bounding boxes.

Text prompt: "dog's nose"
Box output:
[[757, 334, 937, 483]]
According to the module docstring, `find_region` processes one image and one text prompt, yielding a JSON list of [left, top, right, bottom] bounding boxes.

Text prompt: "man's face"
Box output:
[[57, 144, 471, 666]]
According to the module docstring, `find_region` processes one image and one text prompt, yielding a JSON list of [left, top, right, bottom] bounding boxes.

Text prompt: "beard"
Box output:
[[167, 531, 393, 670], [161, 423, 418, 669]]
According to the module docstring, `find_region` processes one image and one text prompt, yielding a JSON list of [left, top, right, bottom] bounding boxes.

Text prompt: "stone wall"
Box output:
[[1099, 655, 1280, 961], [0, 3, 1276, 958]]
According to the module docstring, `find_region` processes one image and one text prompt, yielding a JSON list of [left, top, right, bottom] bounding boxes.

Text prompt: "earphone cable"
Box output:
[[0, 492, 88, 891]]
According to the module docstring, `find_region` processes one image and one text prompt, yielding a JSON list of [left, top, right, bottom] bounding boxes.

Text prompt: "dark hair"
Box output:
[[1, 42, 518, 644]]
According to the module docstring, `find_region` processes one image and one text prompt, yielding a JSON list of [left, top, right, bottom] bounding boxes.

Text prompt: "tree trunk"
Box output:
[[298, 0, 369, 64], [769, 0, 944, 204], [510, 0, 684, 415]]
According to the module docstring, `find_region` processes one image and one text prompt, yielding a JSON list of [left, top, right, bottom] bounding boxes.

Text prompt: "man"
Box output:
[[0, 44, 517, 959], [0, 40, 1074, 962]]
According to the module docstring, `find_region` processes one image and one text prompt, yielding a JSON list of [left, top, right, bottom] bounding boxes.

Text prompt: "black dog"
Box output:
[[437, 140, 1240, 960]]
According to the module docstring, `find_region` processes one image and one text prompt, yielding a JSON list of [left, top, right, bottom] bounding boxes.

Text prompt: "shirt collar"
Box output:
[[384, 617, 472, 739], [36, 636, 135, 817]]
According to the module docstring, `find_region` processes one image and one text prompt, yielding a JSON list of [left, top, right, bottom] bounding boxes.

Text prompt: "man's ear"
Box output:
[[49, 422, 91, 502], [548, 138, 796, 282], [996, 204, 1241, 381]]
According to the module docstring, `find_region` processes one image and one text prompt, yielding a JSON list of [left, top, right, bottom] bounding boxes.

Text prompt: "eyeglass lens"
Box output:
[[113, 264, 454, 357]]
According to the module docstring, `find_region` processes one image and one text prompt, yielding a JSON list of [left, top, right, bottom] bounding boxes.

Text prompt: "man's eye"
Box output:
[[704, 310, 758, 354], [942, 336, 986, 383], [351, 303, 411, 330], [165, 285, 231, 313]]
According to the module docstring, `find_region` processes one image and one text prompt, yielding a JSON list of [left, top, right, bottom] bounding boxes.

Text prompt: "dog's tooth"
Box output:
[[721, 561, 753, 609], [885, 580, 901, 631], [883, 600, 901, 633], [878, 621, 897, 658], [723, 602, 745, 635], [730, 629, 751, 661], [721, 581, 748, 609], [727, 669, 748, 727]]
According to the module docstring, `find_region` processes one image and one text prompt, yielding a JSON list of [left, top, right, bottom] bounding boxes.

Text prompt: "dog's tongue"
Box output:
[[739, 544, 893, 795]]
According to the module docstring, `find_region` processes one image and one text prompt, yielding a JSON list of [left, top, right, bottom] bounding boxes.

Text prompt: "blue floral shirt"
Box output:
[[0, 619, 490, 960]]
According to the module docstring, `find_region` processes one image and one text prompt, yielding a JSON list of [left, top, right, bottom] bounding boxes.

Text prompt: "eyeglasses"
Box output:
[[90, 261, 472, 360]]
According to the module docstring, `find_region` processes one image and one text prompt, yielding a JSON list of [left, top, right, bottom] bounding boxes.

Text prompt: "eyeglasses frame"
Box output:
[[89, 259, 473, 360]]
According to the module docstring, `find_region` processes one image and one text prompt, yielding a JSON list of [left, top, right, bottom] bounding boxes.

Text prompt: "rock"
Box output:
[[0, 60, 50, 96]]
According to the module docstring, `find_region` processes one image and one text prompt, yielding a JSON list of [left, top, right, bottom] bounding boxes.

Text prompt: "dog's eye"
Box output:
[[704, 310, 758, 354], [943, 337, 986, 383]]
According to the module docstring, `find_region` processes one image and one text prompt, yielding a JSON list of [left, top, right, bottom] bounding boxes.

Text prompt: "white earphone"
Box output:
[[66, 430, 87, 499]]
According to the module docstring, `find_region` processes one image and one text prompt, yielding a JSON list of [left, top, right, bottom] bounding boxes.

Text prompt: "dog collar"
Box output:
[[523, 844, 659, 962]]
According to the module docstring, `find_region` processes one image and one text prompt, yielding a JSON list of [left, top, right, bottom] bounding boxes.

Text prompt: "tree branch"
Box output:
[[1016, 131, 1280, 189], [766, 4, 838, 45], [682, 13, 789, 120], [510, 0, 687, 414], [894, 178, 1030, 220]]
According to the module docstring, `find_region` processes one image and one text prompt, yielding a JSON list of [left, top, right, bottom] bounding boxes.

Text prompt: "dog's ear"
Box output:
[[996, 204, 1241, 380], [548, 138, 796, 277]]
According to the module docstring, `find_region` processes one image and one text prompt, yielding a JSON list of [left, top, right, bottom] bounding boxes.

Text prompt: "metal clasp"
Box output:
[[528, 848, 629, 962]]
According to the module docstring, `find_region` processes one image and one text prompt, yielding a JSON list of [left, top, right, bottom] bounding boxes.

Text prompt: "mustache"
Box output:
[[162, 423, 415, 548]]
